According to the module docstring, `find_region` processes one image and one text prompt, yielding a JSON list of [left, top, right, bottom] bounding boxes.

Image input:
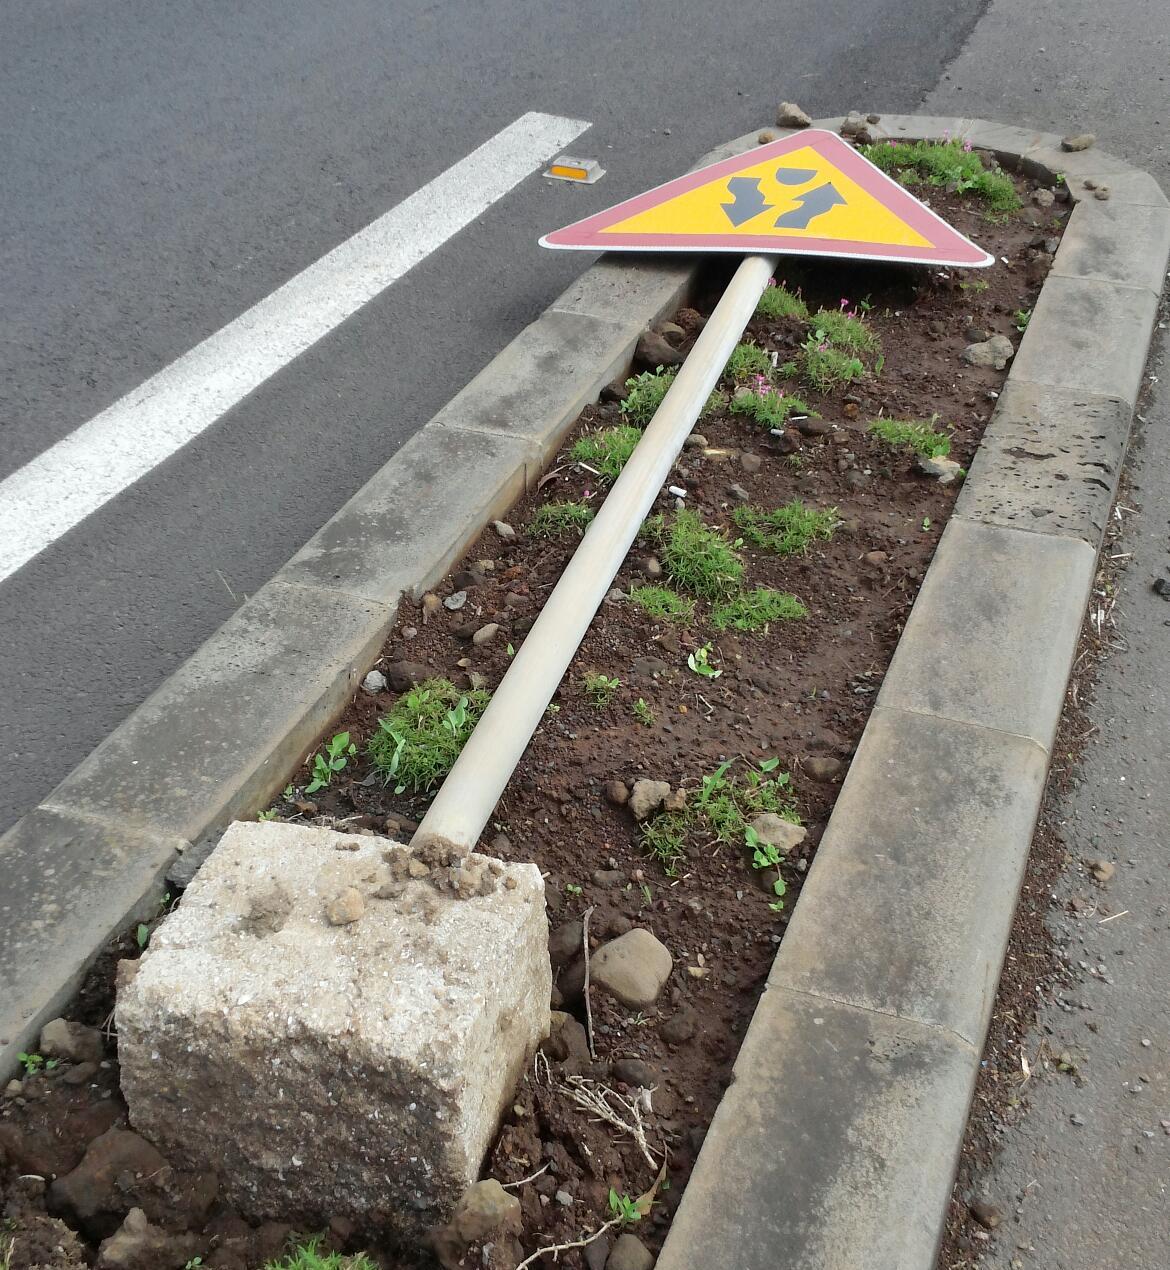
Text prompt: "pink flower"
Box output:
[[942, 129, 951, 142], [839, 297, 850, 310], [765, 277, 777, 287], [962, 139, 973, 153]]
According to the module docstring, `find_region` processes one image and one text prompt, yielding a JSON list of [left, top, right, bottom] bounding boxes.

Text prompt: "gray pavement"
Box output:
[[925, 2, 1170, 1265], [0, 0, 990, 834]]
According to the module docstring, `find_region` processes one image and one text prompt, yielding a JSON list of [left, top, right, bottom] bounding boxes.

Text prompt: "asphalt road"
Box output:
[[925, 0, 1170, 1264], [0, 0, 993, 834]]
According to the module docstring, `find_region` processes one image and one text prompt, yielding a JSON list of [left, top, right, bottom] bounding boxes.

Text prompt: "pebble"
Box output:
[[660, 1011, 696, 1044], [628, 779, 672, 820], [749, 813, 807, 852], [804, 756, 846, 783], [613, 1058, 659, 1088], [325, 887, 365, 926], [4, 1079, 23, 1098], [1061, 132, 1096, 151], [444, 590, 468, 611], [1090, 859, 1116, 883], [605, 779, 631, 807], [492, 520, 516, 540], [727, 482, 751, 502], [843, 470, 869, 490], [1094, 185, 1111, 200], [1032, 187, 1056, 208], [472, 623, 501, 647], [683, 433, 708, 449], [592, 928, 673, 1008], [757, 130, 776, 144], [917, 454, 964, 484], [555, 1189, 574, 1207], [839, 110, 866, 137], [962, 334, 1016, 370], [607, 1233, 655, 1270], [969, 1200, 1002, 1230], [361, 669, 387, 694], [775, 101, 812, 129], [422, 592, 442, 617], [636, 330, 683, 369], [640, 556, 663, 579], [740, 452, 762, 474]]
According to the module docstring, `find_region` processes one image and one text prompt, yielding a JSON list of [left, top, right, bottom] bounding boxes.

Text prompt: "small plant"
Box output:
[[812, 305, 880, 356], [1014, 308, 1032, 332], [755, 281, 808, 321], [18, 1052, 45, 1075], [583, 672, 621, 706], [530, 500, 595, 539], [695, 757, 800, 847], [959, 278, 990, 294], [723, 342, 773, 384], [687, 643, 722, 679], [801, 334, 865, 393], [257, 808, 278, 821], [571, 424, 642, 482], [136, 923, 151, 949], [639, 511, 665, 544], [565, 882, 583, 897], [663, 509, 743, 599], [733, 500, 839, 555], [745, 824, 788, 910], [632, 698, 656, 727], [369, 679, 489, 792], [729, 380, 817, 430], [621, 367, 676, 425], [861, 137, 1021, 212], [264, 1238, 377, 1270], [868, 416, 951, 459], [640, 813, 689, 876], [185, 1260, 204, 1269], [711, 588, 807, 631], [608, 1189, 643, 1224], [305, 731, 356, 795], [629, 584, 695, 624]]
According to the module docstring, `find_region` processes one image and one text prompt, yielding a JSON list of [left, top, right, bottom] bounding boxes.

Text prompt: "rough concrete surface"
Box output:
[[116, 821, 550, 1235], [925, 0, 1170, 1263]]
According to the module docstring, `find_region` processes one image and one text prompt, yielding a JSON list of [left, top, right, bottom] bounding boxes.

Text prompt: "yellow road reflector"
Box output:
[[544, 155, 605, 184]]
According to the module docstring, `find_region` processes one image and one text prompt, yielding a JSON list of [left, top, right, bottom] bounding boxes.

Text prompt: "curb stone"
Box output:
[[0, 116, 1166, 1270]]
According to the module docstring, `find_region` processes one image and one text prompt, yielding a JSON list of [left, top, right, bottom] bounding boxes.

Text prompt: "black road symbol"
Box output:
[[775, 181, 846, 229], [722, 176, 773, 226]]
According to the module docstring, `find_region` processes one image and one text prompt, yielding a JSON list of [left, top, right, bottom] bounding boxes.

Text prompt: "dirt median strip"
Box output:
[[2, 115, 1168, 1269]]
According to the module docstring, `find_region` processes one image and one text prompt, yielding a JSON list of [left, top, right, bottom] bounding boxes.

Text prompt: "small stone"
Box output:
[[607, 1232, 655, 1270], [422, 593, 442, 617], [1070, 1112, 1085, 1126], [1032, 187, 1056, 208], [1091, 859, 1116, 883], [325, 887, 365, 926], [468, 671, 489, 691], [362, 669, 388, 694], [728, 483, 751, 502], [660, 1011, 696, 1044], [1061, 132, 1096, 152], [63, 1061, 100, 1086], [740, 452, 762, 474], [601, 378, 630, 404], [657, 321, 686, 344], [586, 1236, 612, 1270], [640, 556, 664, 579], [863, 550, 888, 567], [662, 789, 688, 814], [605, 780, 631, 807], [613, 1058, 659, 1088], [591, 929, 673, 1008], [628, 779, 672, 821], [866, 112, 881, 124], [804, 756, 845, 783], [444, 590, 468, 611], [775, 102, 812, 129], [549, 921, 584, 968], [748, 813, 807, 853], [493, 521, 516, 541], [635, 330, 683, 369], [683, 432, 708, 449], [969, 1200, 1002, 1230], [840, 110, 866, 137], [97, 1206, 202, 1270], [843, 469, 869, 490], [1094, 185, 1111, 200], [556, 1189, 574, 1206], [962, 334, 1016, 370], [4, 1078, 23, 1097], [757, 130, 776, 144], [472, 623, 501, 647], [434, 1179, 522, 1268], [917, 454, 964, 484], [39, 1018, 104, 1064], [795, 417, 833, 436]]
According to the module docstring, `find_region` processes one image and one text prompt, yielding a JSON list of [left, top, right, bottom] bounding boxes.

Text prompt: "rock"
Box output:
[[657, 321, 686, 344], [444, 590, 468, 611], [771, 427, 802, 454], [804, 756, 845, 783], [612, 1058, 659, 1088], [4, 1078, 23, 1097], [969, 1200, 1002, 1230], [662, 789, 688, 814], [63, 1060, 100, 1086], [116, 822, 550, 1237], [795, 417, 832, 436], [39, 1018, 104, 1065], [962, 335, 1015, 370], [385, 661, 430, 691], [432, 1179, 522, 1269], [472, 623, 501, 647], [1094, 185, 1111, 200], [422, 593, 442, 618], [628, 780, 672, 821], [605, 780, 630, 807], [549, 920, 584, 968], [748, 814, 807, 853], [555, 1188, 574, 1206], [866, 112, 882, 124], [361, 669, 388, 694], [493, 521, 517, 541], [1061, 132, 1096, 152], [635, 330, 683, 369], [1091, 859, 1116, 883], [917, 454, 964, 484], [96, 1207, 202, 1270], [757, 130, 776, 144], [1032, 187, 1056, 208], [775, 101, 812, 129], [843, 469, 869, 490], [601, 378, 630, 404], [660, 1011, 696, 1045], [839, 110, 866, 137], [50, 1129, 170, 1226], [586, 1234, 613, 1270], [607, 1232, 655, 1270], [862, 550, 889, 567], [740, 452, 762, 474], [727, 483, 751, 502], [591, 929, 673, 1008], [639, 556, 664, 579], [592, 869, 625, 887], [544, 1013, 591, 1066], [325, 887, 365, 926], [683, 432, 708, 449]]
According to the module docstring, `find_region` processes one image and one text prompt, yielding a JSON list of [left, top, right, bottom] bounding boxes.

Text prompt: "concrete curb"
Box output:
[[1, 116, 1166, 1270]]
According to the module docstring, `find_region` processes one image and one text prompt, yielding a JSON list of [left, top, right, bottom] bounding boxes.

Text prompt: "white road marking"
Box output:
[[0, 110, 590, 584]]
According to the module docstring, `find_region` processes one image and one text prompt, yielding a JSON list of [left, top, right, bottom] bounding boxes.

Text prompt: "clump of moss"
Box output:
[[723, 342, 774, 384]]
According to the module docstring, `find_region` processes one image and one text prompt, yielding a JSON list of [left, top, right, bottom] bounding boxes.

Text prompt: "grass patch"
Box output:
[[571, 424, 642, 482], [529, 500, 595, 539], [621, 368, 676, 426], [663, 508, 743, 600], [368, 678, 489, 792], [861, 138, 1021, 212], [729, 385, 817, 430], [629, 585, 696, 623], [723, 341, 773, 383], [756, 282, 808, 321], [810, 308, 880, 356], [696, 758, 801, 846], [641, 813, 689, 877], [638, 512, 665, 544], [582, 672, 621, 706], [801, 336, 865, 393], [868, 417, 951, 458], [733, 499, 839, 555], [265, 1238, 377, 1270], [711, 588, 808, 631], [632, 698, 655, 727]]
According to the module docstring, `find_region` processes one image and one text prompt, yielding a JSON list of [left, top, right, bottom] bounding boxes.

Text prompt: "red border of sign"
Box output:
[[540, 130, 993, 268]]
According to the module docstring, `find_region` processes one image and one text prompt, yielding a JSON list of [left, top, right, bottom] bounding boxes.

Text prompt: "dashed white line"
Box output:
[[0, 110, 590, 584]]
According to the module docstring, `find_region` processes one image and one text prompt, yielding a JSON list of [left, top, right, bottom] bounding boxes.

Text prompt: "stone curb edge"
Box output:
[[654, 118, 1169, 1270]]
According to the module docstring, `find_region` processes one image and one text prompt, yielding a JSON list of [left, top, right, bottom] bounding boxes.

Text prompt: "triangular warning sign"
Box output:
[[541, 130, 992, 268]]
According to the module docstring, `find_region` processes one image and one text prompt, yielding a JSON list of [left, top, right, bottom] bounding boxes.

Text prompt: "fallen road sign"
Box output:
[[540, 129, 993, 267]]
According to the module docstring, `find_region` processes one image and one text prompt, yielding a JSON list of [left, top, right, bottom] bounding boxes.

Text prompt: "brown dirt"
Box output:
[[2, 170, 1066, 1270]]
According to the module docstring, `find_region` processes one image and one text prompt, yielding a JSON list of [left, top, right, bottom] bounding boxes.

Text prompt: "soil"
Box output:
[[2, 166, 1067, 1270]]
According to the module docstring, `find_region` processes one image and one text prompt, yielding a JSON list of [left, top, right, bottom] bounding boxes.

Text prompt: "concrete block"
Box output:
[[655, 987, 977, 1270], [116, 821, 550, 1235], [772, 707, 1046, 1044], [870, 114, 975, 141], [1010, 275, 1160, 412], [430, 310, 637, 462], [278, 423, 539, 606], [955, 380, 1131, 544], [0, 807, 187, 1081], [550, 257, 694, 330], [45, 580, 391, 848], [1063, 169, 1170, 209], [962, 123, 1062, 165], [877, 517, 1095, 752], [1051, 200, 1170, 295], [1017, 142, 1140, 183]]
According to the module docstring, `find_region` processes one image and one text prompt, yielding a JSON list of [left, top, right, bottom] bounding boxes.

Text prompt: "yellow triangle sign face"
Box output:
[[541, 130, 992, 268]]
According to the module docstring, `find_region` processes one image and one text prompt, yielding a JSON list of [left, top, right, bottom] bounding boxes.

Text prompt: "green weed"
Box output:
[[959, 279, 989, 294], [639, 512, 665, 544], [695, 757, 800, 846], [571, 425, 642, 482], [663, 509, 743, 599], [305, 731, 356, 795], [530, 500, 595, 539], [811, 307, 880, 356], [640, 813, 689, 876], [368, 679, 489, 792], [723, 342, 773, 383], [17, 1052, 55, 1076], [801, 335, 865, 393], [621, 368, 676, 425], [755, 282, 808, 322], [629, 585, 695, 624], [733, 500, 839, 555], [729, 385, 817, 430], [686, 643, 721, 679], [745, 823, 788, 910], [608, 1190, 643, 1224], [1014, 308, 1032, 332], [861, 138, 1021, 212], [868, 417, 951, 458], [582, 672, 621, 706], [632, 698, 655, 727], [711, 588, 807, 631], [264, 1238, 377, 1270]]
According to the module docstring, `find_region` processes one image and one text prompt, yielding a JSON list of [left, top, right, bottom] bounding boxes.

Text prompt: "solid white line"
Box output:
[[0, 110, 590, 584]]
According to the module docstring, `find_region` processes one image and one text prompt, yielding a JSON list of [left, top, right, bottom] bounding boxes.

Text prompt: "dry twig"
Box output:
[[514, 1217, 624, 1270], [581, 905, 597, 1059], [561, 1075, 659, 1169]]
